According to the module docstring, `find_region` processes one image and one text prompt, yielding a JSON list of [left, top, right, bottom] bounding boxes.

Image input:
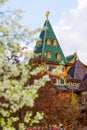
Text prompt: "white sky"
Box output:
[[54, 0, 87, 64], [3, 0, 87, 64]]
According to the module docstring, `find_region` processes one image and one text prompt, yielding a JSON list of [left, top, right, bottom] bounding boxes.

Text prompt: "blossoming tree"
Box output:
[[0, 1, 50, 130]]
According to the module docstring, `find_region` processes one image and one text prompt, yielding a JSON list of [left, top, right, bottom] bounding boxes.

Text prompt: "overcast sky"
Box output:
[[4, 0, 87, 64]]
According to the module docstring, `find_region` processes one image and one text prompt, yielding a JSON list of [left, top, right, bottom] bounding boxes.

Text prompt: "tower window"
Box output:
[[47, 52, 52, 58], [46, 38, 51, 45], [53, 39, 58, 46], [57, 53, 62, 60]]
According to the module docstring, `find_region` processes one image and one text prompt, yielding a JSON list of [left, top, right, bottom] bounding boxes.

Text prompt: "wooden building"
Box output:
[[34, 13, 87, 108]]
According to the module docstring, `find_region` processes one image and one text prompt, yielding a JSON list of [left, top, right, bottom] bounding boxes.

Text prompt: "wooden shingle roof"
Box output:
[[68, 59, 87, 80]]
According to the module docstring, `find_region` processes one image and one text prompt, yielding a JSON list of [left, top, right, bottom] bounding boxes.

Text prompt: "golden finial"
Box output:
[[45, 11, 50, 19]]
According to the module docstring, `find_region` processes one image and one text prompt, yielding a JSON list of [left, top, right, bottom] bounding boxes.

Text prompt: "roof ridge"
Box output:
[[74, 59, 78, 79]]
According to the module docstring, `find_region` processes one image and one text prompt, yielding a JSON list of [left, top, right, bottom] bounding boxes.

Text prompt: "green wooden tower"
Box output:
[[34, 12, 67, 64]]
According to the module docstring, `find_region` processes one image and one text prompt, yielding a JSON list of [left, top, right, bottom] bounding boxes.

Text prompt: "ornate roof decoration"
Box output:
[[45, 11, 50, 19], [66, 53, 77, 63]]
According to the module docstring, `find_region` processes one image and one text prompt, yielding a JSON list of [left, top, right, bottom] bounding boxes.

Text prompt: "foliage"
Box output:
[[0, 1, 50, 130], [79, 104, 87, 126], [29, 76, 80, 129]]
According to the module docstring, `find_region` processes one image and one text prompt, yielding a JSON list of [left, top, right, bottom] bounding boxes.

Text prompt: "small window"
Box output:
[[62, 66, 65, 72], [56, 79, 59, 85], [69, 82, 73, 86], [57, 53, 62, 60], [47, 52, 52, 58], [46, 38, 51, 45], [53, 39, 58, 46], [60, 78, 64, 85], [82, 92, 87, 104]]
